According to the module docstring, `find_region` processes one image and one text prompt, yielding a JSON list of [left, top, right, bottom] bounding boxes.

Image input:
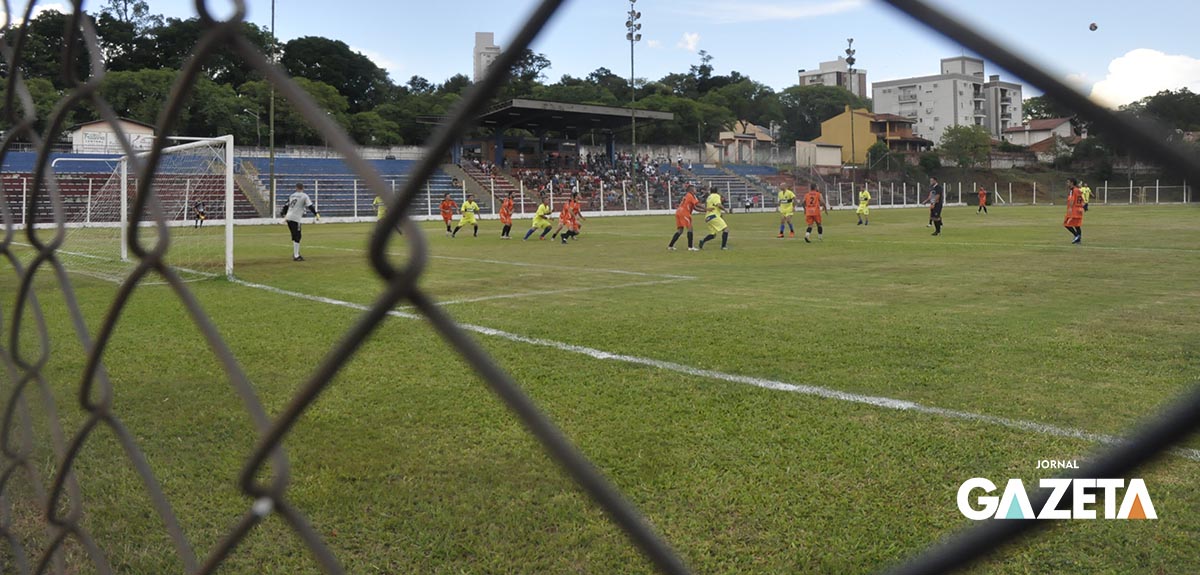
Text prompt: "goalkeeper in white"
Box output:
[[282, 182, 319, 261]]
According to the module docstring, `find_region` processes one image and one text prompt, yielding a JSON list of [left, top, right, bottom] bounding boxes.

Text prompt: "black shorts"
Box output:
[[287, 220, 302, 242], [930, 203, 943, 218]]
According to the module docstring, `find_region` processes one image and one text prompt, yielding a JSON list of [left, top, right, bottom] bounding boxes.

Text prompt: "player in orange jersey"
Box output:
[[569, 192, 586, 238], [499, 192, 515, 239], [552, 195, 580, 244], [439, 193, 458, 236], [1064, 178, 1084, 244], [977, 186, 988, 214], [668, 183, 704, 251], [802, 184, 829, 243]]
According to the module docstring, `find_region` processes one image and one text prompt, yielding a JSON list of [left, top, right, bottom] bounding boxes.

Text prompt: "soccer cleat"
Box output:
[[561, 238, 568, 244], [926, 223, 932, 227], [1072, 236, 1081, 244], [777, 233, 784, 238], [688, 247, 699, 251], [667, 246, 676, 251], [721, 246, 729, 250], [789, 231, 795, 238], [293, 255, 305, 261], [857, 221, 863, 226], [804, 236, 811, 243], [932, 232, 940, 236]]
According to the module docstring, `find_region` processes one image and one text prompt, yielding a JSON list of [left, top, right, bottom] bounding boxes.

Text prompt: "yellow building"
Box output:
[[814, 105, 875, 165], [813, 106, 932, 166]]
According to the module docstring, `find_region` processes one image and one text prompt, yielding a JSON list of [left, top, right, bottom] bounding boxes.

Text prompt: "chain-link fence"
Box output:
[[1, 0, 1199, 574]]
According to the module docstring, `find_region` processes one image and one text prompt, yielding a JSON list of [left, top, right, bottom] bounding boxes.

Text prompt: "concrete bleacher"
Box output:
[[684, 164, 779, 210], [0, 153, 461, 222], [240, 157, 460, 218]]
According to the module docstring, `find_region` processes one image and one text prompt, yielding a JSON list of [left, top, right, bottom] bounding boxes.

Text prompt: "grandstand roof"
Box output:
[[476, 98, 673, 137]]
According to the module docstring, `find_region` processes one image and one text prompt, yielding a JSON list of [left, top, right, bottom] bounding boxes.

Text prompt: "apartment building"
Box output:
[[797, 56, 868, 99], [872, 56, 1022, 146]]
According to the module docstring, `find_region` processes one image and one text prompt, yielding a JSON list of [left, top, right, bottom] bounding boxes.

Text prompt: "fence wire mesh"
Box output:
[[0, 0, 1195, 574]]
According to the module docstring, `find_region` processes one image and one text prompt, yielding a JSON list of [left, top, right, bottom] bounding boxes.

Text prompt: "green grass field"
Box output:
[[3, 204, 1200, 574]]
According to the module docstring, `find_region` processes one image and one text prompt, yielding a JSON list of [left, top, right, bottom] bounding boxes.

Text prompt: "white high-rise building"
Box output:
[[872, 56, 1022, 146], [473, 32, 501, 83], [797, 57, 867, 99]]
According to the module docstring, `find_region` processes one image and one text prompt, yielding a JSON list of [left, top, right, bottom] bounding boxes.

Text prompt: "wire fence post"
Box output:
[[1130, 180, 1134, 204], [1032, 182, 1036, 205], [1155, 179, 1160, 204], [426, 180, 432, 217], [600, 181, 605, 213], [87, 177, 93, 224], [353, 180, 358, 219], [645, 182, 650, 211], [622, 181, 627, 212]]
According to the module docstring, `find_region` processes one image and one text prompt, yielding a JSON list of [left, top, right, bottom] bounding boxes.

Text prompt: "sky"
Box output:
[[35, 1, 1200, 108]]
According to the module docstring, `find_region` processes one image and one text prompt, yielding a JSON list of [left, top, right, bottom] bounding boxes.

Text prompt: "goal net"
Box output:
[[58, 135, 234, 282]]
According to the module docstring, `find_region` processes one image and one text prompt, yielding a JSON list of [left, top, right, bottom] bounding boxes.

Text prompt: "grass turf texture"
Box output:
[[2, 204, 1199, 574]]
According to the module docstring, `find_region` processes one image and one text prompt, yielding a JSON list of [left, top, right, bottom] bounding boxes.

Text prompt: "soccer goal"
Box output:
[[57, 135, 235, 282]]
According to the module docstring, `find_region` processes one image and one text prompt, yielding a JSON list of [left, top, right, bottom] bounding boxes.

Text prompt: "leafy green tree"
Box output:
[[497, 49, 551, 100], [866, 141, 891, 170], [101, 0, 163, 31], [349, 111, 402, 146], [143, 18, 274, 87], [2, 10, 91, 89], [587, 67, 630, 102], [777, 84, 869, 143], [1022, 95, 1073, 121], [282, 36, 391, 112], [405, 76, 435, 95], [439, 74, 472, 96], [99, 68, 179, 126], [1122, 88, 1200, 131], [939, 124, 992, 169]]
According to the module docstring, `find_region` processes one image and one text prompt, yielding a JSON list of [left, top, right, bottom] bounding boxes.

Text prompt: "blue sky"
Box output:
[[53, 1, 1200, 107]]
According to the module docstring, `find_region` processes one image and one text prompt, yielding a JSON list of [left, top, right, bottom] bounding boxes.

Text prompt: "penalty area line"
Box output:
[[231, 278, 1200, 463]]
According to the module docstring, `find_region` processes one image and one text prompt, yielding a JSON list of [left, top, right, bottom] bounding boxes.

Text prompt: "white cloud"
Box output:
[[1090, 49, 1200, 107], [674, 0, 863, 24], [352, 46, 404, 82], [1065, 72, 1090, 90], [677, 32, 700, 52], [647, 39, 662, 49]]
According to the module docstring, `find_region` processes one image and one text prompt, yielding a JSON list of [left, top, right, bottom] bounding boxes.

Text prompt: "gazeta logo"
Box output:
[[957, 478, 1156, 520]]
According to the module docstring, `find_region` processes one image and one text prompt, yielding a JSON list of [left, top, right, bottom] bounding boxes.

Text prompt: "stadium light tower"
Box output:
[[626, 0, 641, 192], [845, 38, 857, 169], [269, 0, 277, 207]]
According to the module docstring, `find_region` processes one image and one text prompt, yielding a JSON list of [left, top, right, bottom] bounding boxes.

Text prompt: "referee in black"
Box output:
[[927, 176, 944, 236]]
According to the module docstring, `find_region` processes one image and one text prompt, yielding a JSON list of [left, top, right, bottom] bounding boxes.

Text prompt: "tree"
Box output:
[[939, 125, 992, 169], [282, 36, 391, 112], [1122, 88, 1200, 131], [100, 0, 163, 32], [2, 10, 91, 90], [405, 76, 435, 95], [497, 49, 551, 100], [866, 141, 892, 171], [144, 18, 275, 87], [1023, 95, 1073, 121], [349, 111, 402, 146], [439, 74, 472, 96], [777, 84, 869, 143]]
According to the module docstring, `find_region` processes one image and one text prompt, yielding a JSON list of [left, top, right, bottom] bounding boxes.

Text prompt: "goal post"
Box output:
[[57, 134, 236, 282]]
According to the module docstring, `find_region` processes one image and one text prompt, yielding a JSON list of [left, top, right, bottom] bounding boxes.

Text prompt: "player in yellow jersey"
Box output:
[[777, 184, 797, 238], [698, 188, 730, 250], [523, 196, 554, 240], [856, 181, 871, 226], [451, 193, 480, 237], [1080, 181, 1092, 211], [372, 194, 386, 219]]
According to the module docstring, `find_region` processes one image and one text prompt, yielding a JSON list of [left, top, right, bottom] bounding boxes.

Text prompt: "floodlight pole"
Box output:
[[626, 0, 641, 196], [269, 0, 277, 209], [846, 38, 857, 170]]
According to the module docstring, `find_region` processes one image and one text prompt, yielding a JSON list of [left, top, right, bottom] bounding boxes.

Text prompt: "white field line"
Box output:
[[399, 278, 686, 308], [231, 278, 1200, 463], [308, 245, 697, 280]]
